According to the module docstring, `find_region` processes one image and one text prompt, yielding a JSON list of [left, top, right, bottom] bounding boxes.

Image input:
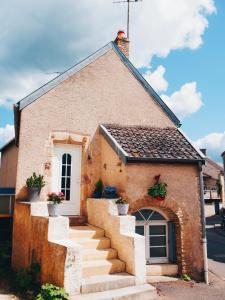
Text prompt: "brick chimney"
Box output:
[[114, 30, 129, 58]]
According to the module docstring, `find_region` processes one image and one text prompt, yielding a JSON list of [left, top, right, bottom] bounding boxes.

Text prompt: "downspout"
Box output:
[[198, 162, 209, 284]]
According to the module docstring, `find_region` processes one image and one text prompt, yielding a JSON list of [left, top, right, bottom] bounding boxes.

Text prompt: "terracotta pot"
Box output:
[[156, 195, 165, 201], [117, 204, 129, 215], [48, 203, 61, 217], [27, 187, 40, 202]]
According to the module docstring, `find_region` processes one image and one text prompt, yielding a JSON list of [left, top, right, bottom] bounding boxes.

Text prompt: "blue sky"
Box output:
[[0, 0, 224, 163]]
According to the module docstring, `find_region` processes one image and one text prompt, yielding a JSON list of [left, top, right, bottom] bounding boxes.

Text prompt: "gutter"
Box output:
[[126, 156, 204, 165], [198, 162, 209, 284]]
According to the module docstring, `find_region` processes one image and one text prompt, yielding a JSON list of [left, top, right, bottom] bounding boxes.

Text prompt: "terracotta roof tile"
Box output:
[[102, 124, 203, 162]]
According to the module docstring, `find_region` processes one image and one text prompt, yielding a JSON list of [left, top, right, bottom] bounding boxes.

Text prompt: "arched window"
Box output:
[[61, 153, 72, 201], [132, 209, 174, 264]]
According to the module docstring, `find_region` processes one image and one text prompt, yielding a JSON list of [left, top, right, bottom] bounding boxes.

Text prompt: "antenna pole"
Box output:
[[127, 0, 130, 39], [113, 0, 142, 39]]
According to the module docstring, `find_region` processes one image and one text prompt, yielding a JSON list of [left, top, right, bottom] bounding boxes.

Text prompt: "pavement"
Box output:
[[206, 214, 225, 280], [153, 213, 225, 300]]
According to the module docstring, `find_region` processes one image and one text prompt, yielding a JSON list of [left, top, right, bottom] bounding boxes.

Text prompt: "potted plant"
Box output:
[[103, 186, 118, 199], [115, 197, 129, 215], [148, 175, 167, 201], [47, 192, 64, 217], [92, 179, 103, 198], [26, 172, 45, 202]]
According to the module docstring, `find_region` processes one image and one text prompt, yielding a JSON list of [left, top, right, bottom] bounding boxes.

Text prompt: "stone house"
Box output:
[[0, 32, 208, 298], [200, 149, 224, 213]]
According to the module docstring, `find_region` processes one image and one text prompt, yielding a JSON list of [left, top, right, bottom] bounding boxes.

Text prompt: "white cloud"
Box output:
[[0, 71, 54, 109], [161, 82, 203, 119], [144, 65, 168, 93], [0, 0, 216, 104], [131, 0, 216, 66], [0, 124, 14, 144], [194, 132, 225, 155]]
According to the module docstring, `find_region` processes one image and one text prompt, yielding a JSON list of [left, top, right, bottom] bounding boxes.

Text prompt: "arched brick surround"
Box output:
[[129, 196, 193, 276]]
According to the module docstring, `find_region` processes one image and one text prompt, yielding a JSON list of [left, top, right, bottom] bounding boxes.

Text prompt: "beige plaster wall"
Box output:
[[0, 143, 18, 188], [126, 163, 203, 280], [100, 136, 127, 192], [16, 49, 174, 207], [100, 138, 204, 280]]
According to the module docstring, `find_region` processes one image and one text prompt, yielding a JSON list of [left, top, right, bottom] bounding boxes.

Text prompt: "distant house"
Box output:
[[201, 149, 224, 212], [0, 139, 17, 239], [0, 31, 208, 297]]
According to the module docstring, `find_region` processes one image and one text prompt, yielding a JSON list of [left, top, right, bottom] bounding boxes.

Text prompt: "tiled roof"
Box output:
[[101, 124, 203, 163], [203, 157, 223, 179]]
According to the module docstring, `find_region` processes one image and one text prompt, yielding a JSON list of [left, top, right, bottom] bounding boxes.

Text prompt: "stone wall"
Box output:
[[12, 202, 82, 295]]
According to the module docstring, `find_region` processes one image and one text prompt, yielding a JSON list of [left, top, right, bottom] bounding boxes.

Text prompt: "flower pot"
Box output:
[[48, 203, 61, 217], [117, 203, 129, 216], [27, 187, 40, 202], [156, 195, 165, 201]]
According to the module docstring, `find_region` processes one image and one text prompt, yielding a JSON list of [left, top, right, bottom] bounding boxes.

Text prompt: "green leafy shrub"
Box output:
[[36, 283, 69, 300], [26, 173, 45, 189], [181, 273, 192, 281], [16, 262, 41, 291], [92, 179, 103, 198], [148, 175, 167, 200]]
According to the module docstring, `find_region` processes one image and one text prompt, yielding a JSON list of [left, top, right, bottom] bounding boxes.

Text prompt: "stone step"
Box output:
[[81, 273, 135, 294], [82, 248, 118, 261], [82, 259, 126, 278], [71, 284, 157, 300], [74, 237, 111, 249], [68, 216, 87, 226], [69, 225, 105, 239]]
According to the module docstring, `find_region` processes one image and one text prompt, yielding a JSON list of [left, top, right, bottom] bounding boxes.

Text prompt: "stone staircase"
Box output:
[[69, 225, 157, 300]]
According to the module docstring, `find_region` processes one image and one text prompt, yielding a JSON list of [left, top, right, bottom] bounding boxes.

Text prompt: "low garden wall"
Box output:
[[87, 198, 146, 284], [12, 202, 82, 295]]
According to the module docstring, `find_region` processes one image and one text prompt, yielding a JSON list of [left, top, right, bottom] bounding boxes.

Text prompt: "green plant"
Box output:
[[181, 273, 192, 281], [148, 175, 167, 200], [115, 197, 128, 204], [16, 262, 41, 291], [26, 173, 45, 189], [92, 179, 104, 198], [96, 179, 103, 191], [47, 192, 64, 204], [36, 283, 69, 300]]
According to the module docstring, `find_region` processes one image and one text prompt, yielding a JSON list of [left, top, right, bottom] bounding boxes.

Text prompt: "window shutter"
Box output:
[[168, 221, 177, 263]]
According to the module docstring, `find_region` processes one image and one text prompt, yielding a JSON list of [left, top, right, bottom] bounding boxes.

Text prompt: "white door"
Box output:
[[52, 144, 81, 215]]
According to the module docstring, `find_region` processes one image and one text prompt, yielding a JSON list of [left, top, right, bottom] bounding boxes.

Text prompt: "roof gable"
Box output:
[[14, 41, 181, 145], [16, 42, 181, 122]]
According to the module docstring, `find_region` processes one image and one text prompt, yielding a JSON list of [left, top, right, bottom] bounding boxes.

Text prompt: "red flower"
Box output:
[[155, 175, 161, 183]]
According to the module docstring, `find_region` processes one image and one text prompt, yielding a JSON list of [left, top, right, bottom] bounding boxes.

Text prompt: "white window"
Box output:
[[133, 209, 169, 264], [61, 153, 72, 201]]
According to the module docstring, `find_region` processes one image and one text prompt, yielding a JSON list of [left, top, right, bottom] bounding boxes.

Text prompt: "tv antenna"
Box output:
[[113, 0, 142, 39]]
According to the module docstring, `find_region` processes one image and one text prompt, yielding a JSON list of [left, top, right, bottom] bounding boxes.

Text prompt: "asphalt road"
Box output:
[[206, 216, 225, 280]]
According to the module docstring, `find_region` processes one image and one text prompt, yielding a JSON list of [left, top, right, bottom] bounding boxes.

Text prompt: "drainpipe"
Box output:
[[198, 162, 209, 284]]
